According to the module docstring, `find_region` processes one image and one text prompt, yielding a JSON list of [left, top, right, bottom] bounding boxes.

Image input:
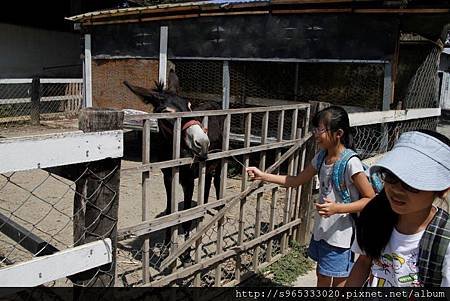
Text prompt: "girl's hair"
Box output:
[[312, 106, 355, 150], [356, 129, 450, 259], [356, 189, 398, 259]]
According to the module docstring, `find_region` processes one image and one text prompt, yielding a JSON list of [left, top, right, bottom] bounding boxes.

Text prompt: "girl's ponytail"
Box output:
[[344, 127, 356, 150]]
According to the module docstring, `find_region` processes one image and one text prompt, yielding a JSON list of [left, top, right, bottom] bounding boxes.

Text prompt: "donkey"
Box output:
[[123, 80, 223, 228]]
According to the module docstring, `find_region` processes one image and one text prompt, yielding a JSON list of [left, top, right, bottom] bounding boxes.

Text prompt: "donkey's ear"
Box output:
[[154, 80, 165, 92], [123, 81, 162, 108]]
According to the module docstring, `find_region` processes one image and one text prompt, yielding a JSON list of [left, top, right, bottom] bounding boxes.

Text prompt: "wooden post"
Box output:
[[297, 105, 315, 245], [72, 108, 123, 287], [252, 111, 268, 270], [235, 112, 251, 283], [381, 62, 392, 153], [294, 107, 310, 241], [291, 128, 302, 240], [170, 117, 181, 275], [222, 61, 230, 110], [215, 113, 230, 286], [142, 120, 151, 284], [30, 77, 40, 126], [194, 116, 208, 287], [266, 110, 284, 262], [294, 63, 299, 101], [281, 109, 298, 253]]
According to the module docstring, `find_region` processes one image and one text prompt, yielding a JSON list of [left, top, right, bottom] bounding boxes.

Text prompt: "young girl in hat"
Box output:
[[247, 106, 376, 287], [347, 130, 450, 287]]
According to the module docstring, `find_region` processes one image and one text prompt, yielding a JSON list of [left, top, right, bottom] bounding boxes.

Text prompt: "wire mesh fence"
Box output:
[[354, 117, 440, 160], [403, 44, 442, 109], [0, 79, 83, 126], [175, 60, 385, 112], [0, 163, 120, 287]]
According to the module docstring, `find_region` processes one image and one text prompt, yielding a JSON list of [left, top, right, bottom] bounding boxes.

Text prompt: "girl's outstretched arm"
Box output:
[[316, 171, 375, 217], [246, 163, 316, 188], [346, 255, 372, 287]]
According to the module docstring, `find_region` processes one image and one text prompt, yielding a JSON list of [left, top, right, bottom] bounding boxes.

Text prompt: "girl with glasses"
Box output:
[[347, 130, 450, 287], [247, 106, 376, 287]]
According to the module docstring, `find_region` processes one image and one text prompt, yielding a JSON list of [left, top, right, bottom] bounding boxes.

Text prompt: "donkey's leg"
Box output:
[[162, 169, 173, 246], [180, 172, 195, 266], [204, 173, 213, 204], [214, 164, 222, 200], [180, 173, 195, 233], [162, 169, 173, 214]]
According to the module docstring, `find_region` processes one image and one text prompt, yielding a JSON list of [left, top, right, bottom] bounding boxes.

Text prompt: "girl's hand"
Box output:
[[246, 167, 265, 181], [315, 198, 340, 217]]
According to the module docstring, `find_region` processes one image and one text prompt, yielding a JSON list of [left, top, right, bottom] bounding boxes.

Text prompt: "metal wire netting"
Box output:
[[403, 45, 442, 109], [0, 79, 82, 126], [175, 60, 384, 112], [0, 165, 120, 287], [354, 117, 439, 160]]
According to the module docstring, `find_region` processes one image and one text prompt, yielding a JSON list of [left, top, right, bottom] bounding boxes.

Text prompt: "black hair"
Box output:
[[311, 105, 355, 150], [355, 189, 398, 259], [356, 129, 450, 260]]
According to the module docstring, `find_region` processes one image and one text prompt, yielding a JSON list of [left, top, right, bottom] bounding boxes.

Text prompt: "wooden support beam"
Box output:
[[30, 77, 40, 126], [142, 120, 151, 284]]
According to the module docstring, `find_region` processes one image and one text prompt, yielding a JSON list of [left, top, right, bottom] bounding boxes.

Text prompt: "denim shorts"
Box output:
[[307, 237, 354, 278]]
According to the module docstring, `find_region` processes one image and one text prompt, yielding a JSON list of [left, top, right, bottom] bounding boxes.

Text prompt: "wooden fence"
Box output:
[[119, 103, 312, 286]]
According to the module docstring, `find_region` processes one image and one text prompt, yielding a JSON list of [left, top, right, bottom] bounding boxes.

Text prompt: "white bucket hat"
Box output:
[[370, 131, 450, 191]]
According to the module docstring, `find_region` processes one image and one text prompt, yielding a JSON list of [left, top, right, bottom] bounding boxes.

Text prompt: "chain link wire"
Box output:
[[0, 165, 119, 287], [403, 45, 442, 109]]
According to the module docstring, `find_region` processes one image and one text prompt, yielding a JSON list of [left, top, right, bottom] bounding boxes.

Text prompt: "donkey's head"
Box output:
[[124, 80, 210, 159]]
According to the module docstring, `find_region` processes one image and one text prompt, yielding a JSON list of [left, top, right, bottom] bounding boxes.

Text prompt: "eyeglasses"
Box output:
[[312, 127, 329, 135], [380, 169, 420, 193]]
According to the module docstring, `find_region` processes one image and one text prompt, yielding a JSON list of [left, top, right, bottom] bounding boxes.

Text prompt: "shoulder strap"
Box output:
[[418, 208, 450, 287], [316, 149, 327, 172], [332, 148, 357, 204]]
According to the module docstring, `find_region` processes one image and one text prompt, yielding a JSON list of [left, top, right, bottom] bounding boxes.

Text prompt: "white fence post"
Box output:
[[84, 34, 93, 108], [159, 26, 168, 86]]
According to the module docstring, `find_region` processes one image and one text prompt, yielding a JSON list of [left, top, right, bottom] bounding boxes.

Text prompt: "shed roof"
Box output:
[[67, 0, 450, 26]]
